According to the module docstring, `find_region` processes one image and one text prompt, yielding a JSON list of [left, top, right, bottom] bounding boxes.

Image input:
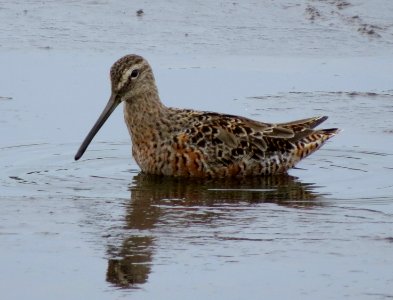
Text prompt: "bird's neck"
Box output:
[[123, 91, 171, 145]]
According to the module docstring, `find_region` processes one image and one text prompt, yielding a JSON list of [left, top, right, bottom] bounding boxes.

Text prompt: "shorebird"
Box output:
[[75, 54, 339, 177]]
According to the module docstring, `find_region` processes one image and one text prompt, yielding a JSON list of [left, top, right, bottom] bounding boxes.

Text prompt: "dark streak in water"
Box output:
[[9, 176, 24, 181], [329, 164, 367, 172], [90, 175, 128, 181], [217, 236, 275, 242], [364, 293, 393, 299], [0, 96, 13, 100], [380, 237, 393, 243], [0, 143, 48, 150]]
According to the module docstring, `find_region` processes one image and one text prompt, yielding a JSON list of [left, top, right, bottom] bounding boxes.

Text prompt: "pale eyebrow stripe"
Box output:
[[117, 64, 142, 90]]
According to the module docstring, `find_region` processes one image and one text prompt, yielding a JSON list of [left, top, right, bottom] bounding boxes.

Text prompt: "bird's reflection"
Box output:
[[106, 173, 322, 288]]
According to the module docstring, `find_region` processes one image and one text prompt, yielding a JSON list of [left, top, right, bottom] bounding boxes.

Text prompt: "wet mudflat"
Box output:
[[1, 1, 393, 299]]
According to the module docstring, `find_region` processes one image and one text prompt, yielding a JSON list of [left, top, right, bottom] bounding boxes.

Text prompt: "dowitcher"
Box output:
[[75, 54, 339, 177]]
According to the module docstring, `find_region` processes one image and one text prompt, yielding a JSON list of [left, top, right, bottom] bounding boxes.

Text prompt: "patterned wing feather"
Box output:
[[178, 111, 299, 167]]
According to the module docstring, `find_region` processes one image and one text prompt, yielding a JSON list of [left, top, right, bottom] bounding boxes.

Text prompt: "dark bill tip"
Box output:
[[74, 94, 120, 161]]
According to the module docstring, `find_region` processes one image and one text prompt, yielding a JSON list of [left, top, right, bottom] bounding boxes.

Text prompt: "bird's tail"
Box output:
[[293, 128, 340, 161]]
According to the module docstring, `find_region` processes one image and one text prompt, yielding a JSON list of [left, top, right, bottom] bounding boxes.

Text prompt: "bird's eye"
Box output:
[[130, 69, 139, 79]]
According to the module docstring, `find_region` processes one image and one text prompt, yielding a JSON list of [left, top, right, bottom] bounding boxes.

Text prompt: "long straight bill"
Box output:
[[74, 94, 120, 160]]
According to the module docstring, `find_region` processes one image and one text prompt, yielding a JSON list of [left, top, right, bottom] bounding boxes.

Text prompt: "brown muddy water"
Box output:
[[1, 1, 393, 299]]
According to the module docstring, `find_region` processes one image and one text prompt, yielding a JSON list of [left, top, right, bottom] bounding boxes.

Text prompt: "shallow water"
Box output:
[[1, 1, 393, 299]]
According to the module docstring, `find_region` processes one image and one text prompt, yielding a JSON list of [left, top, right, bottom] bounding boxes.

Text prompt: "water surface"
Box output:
[[1, 1, 393, 299]]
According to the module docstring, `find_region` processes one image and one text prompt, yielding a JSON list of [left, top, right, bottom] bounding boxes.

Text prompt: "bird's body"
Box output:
[[75, 54, 339, 178]]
